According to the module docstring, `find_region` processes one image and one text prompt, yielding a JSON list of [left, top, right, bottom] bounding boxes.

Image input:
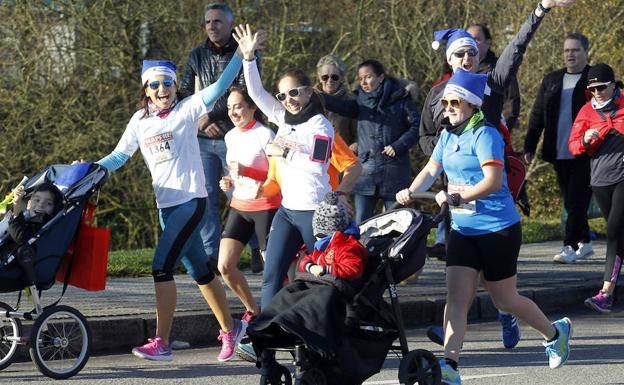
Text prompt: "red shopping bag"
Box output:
[[506, 155, 527, 202], [56, 202, 110, 291]]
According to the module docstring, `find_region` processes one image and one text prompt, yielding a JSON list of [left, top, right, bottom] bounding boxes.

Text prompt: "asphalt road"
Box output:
[[1, 307, 622, 385]]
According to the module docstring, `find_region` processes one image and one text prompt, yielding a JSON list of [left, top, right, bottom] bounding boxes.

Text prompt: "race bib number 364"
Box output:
[[144, 132, 178, 163]]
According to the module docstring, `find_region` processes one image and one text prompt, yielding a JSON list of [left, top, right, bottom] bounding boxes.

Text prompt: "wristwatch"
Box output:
[[450, 193, 462, 207], [537, 2, 550, 14]]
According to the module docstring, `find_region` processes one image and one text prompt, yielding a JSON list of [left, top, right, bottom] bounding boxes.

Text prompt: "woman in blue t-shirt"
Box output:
[[396, 69, 572, 385]]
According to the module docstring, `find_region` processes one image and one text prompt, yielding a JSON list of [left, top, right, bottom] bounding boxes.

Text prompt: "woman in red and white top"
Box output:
[[219, 86, 280, 322]]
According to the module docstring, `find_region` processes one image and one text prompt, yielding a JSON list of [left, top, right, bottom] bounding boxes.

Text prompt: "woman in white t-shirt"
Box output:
[[95, 55, 250, 363], [233, 25, 336, 309], [218, 86, 281, 324]]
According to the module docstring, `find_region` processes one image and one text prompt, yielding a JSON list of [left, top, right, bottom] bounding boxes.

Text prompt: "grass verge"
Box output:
[[107, 218, 606, 278]]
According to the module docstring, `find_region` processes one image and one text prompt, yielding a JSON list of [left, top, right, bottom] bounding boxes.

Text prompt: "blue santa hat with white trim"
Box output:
[[443, 68, 488, 108], [432, 28, 478, 61], [141, 60, 177, 85]]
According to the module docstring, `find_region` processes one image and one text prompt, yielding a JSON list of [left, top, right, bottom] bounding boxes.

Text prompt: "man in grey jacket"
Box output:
[[180, 3, 263, 273]]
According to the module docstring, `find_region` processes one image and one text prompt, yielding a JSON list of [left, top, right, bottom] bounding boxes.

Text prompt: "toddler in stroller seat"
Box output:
[[0, 182, 63, 273], [248, 192, 445, 385], [248, 191, 370, 384], [0, 163, 108, 379]]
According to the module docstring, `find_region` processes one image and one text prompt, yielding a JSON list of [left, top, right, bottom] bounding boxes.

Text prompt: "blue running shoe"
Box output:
[[236, 341, 257, 363], [426, 326, 444, 346], [543, 317, 572, 369], [498, 311, 521, 349], [439, 358, 461, 385]]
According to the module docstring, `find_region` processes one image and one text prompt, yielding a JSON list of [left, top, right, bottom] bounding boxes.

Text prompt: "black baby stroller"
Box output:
[[0, 163, 107, 379], [248, 193, 447, 385]]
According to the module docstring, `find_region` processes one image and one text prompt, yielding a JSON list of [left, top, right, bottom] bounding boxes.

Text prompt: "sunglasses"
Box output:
[[452, 48, 478, 58], [275, 86, 307, 102], [320, 74, 340, 82], [441, 97, 464, 109], [588, 83, 610, 93], [147, 79, 174, 90]]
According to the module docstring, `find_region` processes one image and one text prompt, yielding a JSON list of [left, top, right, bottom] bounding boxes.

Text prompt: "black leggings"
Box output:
[[593, 181, 624, 285]]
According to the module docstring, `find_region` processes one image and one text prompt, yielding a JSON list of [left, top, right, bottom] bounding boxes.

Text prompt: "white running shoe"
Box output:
[[575, 242, 594, 260], [553, 245, 577, 264]]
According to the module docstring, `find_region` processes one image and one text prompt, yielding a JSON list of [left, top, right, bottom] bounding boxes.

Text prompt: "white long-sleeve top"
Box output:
[[243, 59, 333, 210]]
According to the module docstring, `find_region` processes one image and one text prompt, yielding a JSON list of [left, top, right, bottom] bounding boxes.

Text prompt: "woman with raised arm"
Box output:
[[233, 24, 338, 308], [93, 45, 264, 362]]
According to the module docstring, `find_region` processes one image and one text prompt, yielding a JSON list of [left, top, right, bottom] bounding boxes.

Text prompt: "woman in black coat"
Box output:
[[323, 59, 420, 223]]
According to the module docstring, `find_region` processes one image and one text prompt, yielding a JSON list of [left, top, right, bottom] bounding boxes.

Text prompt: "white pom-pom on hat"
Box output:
[[432, 40, 440, 50]]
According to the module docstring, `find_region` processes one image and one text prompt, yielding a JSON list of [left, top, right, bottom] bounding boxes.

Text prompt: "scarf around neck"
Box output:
[[442, 110, 485, 136], [284, 94, 324, 125], [313, 220, 360, 251], [592, 87, 621, 111], [148, 98, 178, 119], [357, 79, 390, 110]]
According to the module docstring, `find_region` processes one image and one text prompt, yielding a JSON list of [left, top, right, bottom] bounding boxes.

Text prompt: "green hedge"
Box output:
[[0, 0, 621, 250]]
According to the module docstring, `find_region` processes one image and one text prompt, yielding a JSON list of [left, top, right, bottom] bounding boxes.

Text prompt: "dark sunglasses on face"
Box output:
[[588, 83, 610, 93], [148, 79, 174, 90], [275, 86, 307, 102], [321, 74, 340, 82], [441, 97, 464, 109], [452, 48, 478, 58]]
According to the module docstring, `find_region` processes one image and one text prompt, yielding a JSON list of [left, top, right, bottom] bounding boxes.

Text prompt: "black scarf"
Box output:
[[440, 115, 473, 136], [284, 94, 325, 125], [357, 79, 390, 110]]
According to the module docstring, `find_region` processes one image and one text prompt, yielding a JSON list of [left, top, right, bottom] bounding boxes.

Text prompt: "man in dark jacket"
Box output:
[[523, 32, 593, 264], [419, 0, 578, 352], [180, 3, 263, 273]]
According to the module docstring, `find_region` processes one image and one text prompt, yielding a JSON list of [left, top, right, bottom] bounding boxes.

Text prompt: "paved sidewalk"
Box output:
[[1, 240, 620, 355]]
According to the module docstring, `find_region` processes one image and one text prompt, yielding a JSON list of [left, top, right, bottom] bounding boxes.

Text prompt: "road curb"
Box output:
[[11, 280, 621, 360], [90, 280, 612, 354]]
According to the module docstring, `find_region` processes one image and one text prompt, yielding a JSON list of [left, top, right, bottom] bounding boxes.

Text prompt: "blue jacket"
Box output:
[[323, 78, 420, 198]]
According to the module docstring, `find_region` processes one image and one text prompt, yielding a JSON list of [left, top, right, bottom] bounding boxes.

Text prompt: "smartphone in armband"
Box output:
[[310, 135, 332, 163]]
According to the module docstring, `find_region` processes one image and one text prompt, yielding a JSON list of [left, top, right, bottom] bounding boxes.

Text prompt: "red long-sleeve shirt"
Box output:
[[569, 94, 624, 157], [298, 231, 368, 279]]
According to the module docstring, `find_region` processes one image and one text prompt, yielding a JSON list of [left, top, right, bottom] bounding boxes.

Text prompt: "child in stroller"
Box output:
[[0, 163, 108, 379], [300, 192, 368, 280], [0, 182, 63, 270], [248, 193, 445, 385]]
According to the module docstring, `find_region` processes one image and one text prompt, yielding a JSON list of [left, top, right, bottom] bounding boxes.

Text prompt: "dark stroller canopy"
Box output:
[[24, 163, 108, 202]]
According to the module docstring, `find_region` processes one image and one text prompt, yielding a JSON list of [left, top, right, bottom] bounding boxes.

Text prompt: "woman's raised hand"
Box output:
[[541, 0, 576, 9], [233, 24, 264, 61]]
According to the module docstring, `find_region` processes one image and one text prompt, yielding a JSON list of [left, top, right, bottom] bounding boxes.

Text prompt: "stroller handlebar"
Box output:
[[388, 191, 449, 224]]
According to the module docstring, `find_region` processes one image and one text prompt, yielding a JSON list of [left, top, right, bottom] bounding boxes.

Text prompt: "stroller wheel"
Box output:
[[398, 349, 441, 385], [260, 363, 292, 385], [29, 305, 91, 380], [295, 368, 327, 385], [0, 301, 22, 371]]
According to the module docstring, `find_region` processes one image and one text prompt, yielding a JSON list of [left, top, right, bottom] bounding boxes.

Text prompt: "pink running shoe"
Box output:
[[132, 337, 172, 362], [217, 319, 247, 362], [241, 310, 258, 326], [584, 290, 613, 314]]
